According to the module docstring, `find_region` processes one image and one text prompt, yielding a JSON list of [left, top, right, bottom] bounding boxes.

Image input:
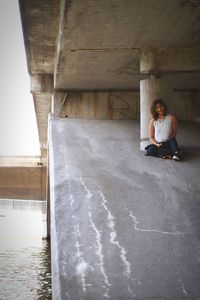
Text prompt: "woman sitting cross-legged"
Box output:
[[145, 98, 181, 161]]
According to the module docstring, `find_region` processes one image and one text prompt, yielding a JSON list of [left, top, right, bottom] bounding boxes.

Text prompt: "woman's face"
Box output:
[[155, 103, 165, 115]]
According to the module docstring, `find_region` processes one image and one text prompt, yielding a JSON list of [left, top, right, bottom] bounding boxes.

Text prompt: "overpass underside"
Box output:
[[18, 0, 200, 298], [19, 0, 200, 157], [49, 118, 200, 299]]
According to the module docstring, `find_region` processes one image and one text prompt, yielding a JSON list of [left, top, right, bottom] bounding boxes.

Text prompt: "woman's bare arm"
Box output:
[[149, 119, 161, 147], [171, 114, 177, 138]]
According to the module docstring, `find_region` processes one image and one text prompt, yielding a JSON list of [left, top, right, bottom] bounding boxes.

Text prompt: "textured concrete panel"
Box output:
[[19, 0, 59, 74], [173, 91, 200, 123], [57, 91, 140, 120], [0, 166, 46, 200], [54, 90, 200, 123], [49, 118, 200, 299]]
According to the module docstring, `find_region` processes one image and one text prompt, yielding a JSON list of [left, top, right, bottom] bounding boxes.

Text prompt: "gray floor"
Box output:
[[49, 118, 200, 300]]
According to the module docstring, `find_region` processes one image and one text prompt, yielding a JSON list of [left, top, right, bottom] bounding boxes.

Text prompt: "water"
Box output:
[[0, 199, 52, 300]]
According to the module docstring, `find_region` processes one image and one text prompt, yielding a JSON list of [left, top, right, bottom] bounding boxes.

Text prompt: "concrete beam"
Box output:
[[30, 74, 53, 157], [31, 74, 54, 93], [33, 94, 52, 155], [140, 48, 200, 74], [19, 0, 59, 74]]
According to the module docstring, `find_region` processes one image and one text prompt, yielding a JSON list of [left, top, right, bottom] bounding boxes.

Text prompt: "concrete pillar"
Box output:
[[46, 156, 50, 239], [140, 78, 172, 150], [140, 49, 158, 74]]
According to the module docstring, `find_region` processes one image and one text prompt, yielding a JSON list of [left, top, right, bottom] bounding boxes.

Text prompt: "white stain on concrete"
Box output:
[[76, 261, 88, 275], [80, 178, 110, 298], [88, 210, 110, 298], [70, 193, 89, 293], [72, 214, 88, 292], [126, 208, 185, 235], [80, 177, 93, 199], [69, 193, 74, 207], [178, 279, 188, 296], [128, 285, 135, 297], [98, 191, 132, 278], [61, 250, 68, 276]]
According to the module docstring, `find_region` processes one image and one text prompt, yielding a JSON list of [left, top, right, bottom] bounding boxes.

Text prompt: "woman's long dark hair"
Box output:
[[150, 98, 168, 120]]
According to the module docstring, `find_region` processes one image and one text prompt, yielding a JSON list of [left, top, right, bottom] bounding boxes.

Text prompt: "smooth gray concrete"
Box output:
[[49, 118, 200, 300]]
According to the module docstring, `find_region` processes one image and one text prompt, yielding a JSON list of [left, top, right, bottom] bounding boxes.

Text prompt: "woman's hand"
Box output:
[[149, 119, 162, 147], [156, 143, 162, 147]]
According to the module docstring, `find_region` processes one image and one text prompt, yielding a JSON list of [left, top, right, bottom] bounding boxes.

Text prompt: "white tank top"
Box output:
[[154, 115, 172, 143]]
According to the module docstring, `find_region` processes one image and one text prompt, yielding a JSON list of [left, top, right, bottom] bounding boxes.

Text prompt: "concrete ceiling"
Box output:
[[20, 0, 200, 91]]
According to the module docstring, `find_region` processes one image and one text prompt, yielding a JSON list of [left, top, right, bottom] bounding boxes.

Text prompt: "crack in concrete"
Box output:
[[125, 207, 185, 235]]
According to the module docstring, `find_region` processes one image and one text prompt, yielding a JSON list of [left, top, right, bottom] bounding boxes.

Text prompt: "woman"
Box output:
[[145, 98, 181, 161]]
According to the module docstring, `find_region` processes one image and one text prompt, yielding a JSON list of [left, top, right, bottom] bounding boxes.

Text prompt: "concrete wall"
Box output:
[[58, 91, 200, 123], [172, 91, 200, 123], [59, 91, 140, 120], [0, 166, 46, 200]]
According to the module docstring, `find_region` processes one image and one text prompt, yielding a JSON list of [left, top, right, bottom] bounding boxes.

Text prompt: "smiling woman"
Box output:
[[0, 0, 40, 156], [145, 98, 182, 160]]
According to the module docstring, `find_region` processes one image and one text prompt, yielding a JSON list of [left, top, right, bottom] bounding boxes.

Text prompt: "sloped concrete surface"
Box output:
[[49, 118, 200, 300]]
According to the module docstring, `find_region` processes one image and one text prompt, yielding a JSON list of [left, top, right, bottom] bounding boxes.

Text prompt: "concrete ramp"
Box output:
[[49, 118, 200, 300]]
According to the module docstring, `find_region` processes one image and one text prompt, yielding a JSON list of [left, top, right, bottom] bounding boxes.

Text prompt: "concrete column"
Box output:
[[46, 113, 52, 239], [140, 49, 158, 74], [140, 78, 172, 150], [46, 156, 50, 239]]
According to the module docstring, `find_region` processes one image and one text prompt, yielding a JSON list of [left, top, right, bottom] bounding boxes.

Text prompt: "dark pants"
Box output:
[[145, 137, 180, 157]]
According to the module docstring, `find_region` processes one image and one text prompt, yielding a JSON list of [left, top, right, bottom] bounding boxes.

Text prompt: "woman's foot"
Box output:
[[172, 151, 181, 161]]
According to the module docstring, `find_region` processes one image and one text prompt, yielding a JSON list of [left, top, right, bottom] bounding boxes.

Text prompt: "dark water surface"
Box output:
[[0, 199, 52, 300]]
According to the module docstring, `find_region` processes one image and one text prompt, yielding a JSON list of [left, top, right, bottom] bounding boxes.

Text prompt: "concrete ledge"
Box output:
[[49, 118, 200, 299]]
